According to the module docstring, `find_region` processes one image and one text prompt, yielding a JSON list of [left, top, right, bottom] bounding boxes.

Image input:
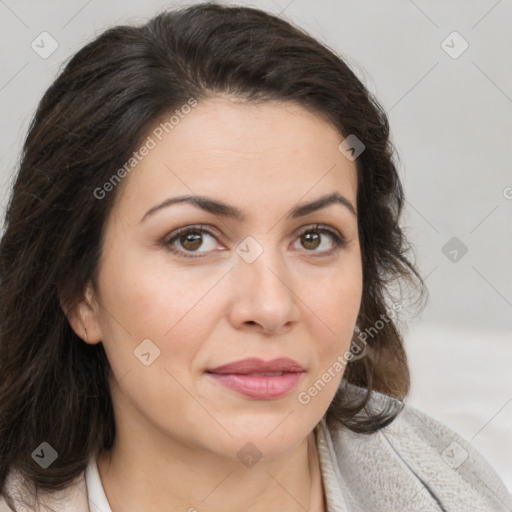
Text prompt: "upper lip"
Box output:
[[207, 357, 305, 374]]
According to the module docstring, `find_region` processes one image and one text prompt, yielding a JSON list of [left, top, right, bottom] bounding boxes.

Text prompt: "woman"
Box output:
[[0, 3, 510, 511]]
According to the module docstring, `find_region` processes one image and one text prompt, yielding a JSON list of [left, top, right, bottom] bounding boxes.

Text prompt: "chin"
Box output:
[[223, 418, 311, 457]]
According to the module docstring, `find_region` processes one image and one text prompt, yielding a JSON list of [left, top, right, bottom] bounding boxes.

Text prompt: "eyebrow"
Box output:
[[140, 191, 357, 223]]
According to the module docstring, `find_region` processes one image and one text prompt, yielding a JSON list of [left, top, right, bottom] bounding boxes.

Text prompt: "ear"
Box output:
[[61, 281, 103, 345]]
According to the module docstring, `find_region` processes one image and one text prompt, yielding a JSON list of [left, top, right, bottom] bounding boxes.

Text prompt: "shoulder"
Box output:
[[0, 465, 89, 512], [323, 385, 512, 512]]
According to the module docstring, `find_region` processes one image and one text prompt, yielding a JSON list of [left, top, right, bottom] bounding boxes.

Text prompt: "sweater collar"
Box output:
[[314, 417, 350, 512]]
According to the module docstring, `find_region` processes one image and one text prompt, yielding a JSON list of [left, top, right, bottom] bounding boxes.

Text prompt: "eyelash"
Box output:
[[162, 223, 346, 259]]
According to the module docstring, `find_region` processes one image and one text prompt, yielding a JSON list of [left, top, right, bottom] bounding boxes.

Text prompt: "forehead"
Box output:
[[112, 97, 358, 222]]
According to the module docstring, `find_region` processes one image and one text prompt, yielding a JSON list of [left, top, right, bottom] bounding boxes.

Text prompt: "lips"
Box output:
[[207, 357, 305, 375], [206, 358, 305, 399]]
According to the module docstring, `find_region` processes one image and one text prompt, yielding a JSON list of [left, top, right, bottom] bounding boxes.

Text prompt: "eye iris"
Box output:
[[181, 231, 202, 251], [302, 231, 320, 250]]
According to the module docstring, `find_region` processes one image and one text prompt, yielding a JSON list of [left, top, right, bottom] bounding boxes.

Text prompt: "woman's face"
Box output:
[[79, 96, 362, 462]]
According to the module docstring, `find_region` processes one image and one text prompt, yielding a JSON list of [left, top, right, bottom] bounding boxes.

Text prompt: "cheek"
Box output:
[[305, 262, 362, 342], [298, 263, 362, 398], [94, 257, 219, 431], [95, 249, 226, 374]]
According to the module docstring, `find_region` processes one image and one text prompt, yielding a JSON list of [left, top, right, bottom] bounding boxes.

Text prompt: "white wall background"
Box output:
[[1, 0, 511, 494]]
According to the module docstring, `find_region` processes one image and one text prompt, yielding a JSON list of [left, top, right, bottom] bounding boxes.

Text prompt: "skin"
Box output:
[[67, 96, 362, 512]]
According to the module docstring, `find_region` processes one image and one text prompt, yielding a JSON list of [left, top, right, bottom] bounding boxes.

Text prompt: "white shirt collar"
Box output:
[[85, 454, 113, 512]]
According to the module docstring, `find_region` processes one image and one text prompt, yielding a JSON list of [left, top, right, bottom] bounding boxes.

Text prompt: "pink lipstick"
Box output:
[[206, 357, 305, 399]]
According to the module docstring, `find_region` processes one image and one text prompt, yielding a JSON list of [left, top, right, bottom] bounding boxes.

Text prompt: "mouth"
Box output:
[[206, 358, 305, 399]]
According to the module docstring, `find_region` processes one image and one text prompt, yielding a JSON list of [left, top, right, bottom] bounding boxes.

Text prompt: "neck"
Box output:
[[97, 425, 326, 512]]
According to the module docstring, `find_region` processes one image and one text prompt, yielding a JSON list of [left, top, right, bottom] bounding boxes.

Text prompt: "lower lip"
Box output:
[[207, 372, 303, 399]]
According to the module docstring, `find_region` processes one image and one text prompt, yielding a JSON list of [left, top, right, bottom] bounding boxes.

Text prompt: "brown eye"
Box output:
[[293, 224, 346, 256], [179, 231, 203, 251], [301, 231, 321, 250], [163, 223, 346, 259], [164, 225, 221, 258]]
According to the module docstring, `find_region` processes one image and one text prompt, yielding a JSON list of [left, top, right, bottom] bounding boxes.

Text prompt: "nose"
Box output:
[[226, 239, 300, 335]]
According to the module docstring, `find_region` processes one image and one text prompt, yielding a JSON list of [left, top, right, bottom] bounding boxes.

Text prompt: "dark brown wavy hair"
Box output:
[[0, 2, 427, 508]]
